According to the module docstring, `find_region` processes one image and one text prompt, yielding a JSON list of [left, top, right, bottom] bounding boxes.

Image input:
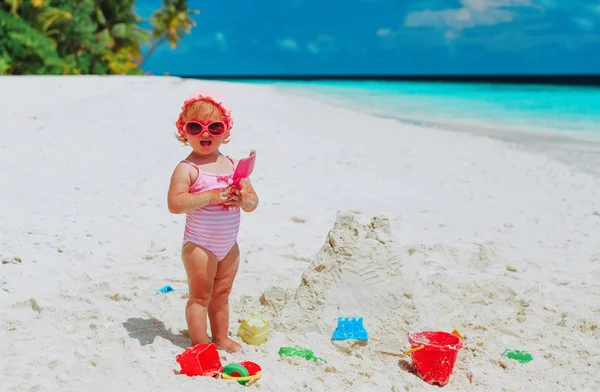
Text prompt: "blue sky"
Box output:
[[136, 0, 600, 75]]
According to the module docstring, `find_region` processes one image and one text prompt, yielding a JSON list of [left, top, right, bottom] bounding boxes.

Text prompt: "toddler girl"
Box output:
[[167, 89, 259, 353]]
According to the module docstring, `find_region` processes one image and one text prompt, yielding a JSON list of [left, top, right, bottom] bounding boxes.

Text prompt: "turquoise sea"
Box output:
[[239, 80, 600, 139], [235, 79, 600, 175]]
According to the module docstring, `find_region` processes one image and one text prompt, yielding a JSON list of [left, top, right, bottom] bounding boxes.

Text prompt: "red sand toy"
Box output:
[[176, 343, 262, 386], [176, 343, 223, 377], [405, 330, 463, 387]]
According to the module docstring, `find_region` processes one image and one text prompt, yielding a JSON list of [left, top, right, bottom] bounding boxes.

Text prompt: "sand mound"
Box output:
[[230, 213, 435, 390], [275, 213, 407, 332]]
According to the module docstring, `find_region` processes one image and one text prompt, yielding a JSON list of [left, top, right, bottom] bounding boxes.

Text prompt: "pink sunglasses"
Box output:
[[183, 121, 226, 136]]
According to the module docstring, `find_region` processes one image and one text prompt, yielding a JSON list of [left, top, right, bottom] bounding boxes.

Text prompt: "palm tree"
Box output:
[[35, 6, 72, 36], [139, 0, 199, 67], [2, 0, 196, 75], [95, 0, 149, 62], [0, 3, 65, 74], [3, 0, 71, 35]]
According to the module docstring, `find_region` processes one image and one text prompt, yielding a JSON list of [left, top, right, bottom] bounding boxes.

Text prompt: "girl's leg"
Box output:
[[182, 242, 218, 346], [208, 242, 241, 353]]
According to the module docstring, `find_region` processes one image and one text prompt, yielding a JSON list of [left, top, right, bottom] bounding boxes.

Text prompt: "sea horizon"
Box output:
[[181, 74, 600, 86]]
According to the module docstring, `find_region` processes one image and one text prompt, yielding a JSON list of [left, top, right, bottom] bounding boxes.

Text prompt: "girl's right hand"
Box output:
[[215, 187, 238, 204], [206, 188, 226, 204]]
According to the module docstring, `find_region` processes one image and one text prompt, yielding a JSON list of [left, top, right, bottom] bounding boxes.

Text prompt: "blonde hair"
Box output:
[[175, 100, 231, 145]]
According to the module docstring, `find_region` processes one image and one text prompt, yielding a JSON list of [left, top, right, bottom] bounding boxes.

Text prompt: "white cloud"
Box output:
[[404, 0, 540, 39], [405, 7, 514, 33], [276, 38, 299, 51], [444, 30, 459, 40], [375, 28, 399, 49], [461, 0, 534, 11], [214, 32, 228, 52], [376, 28, 392, 37], [572, 17, 595, 31], [192, 32, 228, 52], [375, 27, 451, 50], [307, 34, 338, 54]]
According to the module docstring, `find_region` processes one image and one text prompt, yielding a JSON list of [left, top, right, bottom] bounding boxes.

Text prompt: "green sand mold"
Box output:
[[278, 346, 324, 362], [502, 349, 533, 364]]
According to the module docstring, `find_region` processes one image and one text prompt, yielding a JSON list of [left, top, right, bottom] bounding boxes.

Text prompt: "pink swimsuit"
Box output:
[[181, 158, 241, 261]]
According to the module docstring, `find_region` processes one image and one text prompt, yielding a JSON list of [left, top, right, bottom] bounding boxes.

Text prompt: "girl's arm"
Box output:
[[167, 164, 222, 214], [239, 178, 259, 213]]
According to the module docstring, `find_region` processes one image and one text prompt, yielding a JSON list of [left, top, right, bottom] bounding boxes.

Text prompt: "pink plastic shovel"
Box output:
[[231, 150, 256, 189]]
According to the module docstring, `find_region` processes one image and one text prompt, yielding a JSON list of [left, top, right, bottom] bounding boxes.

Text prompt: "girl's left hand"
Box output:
[[223, 186, 243, 209]]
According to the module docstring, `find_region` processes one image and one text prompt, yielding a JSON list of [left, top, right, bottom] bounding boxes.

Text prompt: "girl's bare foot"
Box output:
[[214, 337, 243, 353]]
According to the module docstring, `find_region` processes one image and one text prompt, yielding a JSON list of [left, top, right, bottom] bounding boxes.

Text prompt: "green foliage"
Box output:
[[0, 9, 63, 74], [0, 0, 198, 75]]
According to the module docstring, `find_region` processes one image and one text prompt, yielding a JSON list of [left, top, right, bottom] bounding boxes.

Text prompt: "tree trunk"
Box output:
[[90, 55, 97, 74], [139, 37, 165, 68]]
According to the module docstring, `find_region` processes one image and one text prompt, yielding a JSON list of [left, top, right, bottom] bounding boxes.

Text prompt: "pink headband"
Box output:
[[175, 88, 233, 136]]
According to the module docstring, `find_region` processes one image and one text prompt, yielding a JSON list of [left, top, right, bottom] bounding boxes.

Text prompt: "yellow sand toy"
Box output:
[[237, 312, 270, 346]]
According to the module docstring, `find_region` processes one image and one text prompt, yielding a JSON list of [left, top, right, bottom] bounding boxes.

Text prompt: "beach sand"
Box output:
[[0, 76, 599, 391]]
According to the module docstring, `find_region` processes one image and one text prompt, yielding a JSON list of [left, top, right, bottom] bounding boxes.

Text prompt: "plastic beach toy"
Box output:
[[279, 345, 323, 362], [237, 312, 270, 346], [331, 316, 368, 341], [231, 150, 256, 189], [155, 285, 187, 295], [221, 361, 262, 386], [502, 349, 533, 364], [405, 330, 463, 387], [176, 343, 262, 385], [176, 343, 223, 377], [155, 285, 175, 294]]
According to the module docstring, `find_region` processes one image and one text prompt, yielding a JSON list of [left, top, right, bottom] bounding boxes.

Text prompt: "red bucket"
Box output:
[[176, 343, 223, 377], [407, 330, 462, 386]]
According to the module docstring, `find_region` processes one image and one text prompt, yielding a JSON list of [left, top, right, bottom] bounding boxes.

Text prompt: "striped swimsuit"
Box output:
[[181, 157, 241, 261]]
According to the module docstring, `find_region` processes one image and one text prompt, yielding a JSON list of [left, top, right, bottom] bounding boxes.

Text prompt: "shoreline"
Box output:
[[274, 84, 600, 178]]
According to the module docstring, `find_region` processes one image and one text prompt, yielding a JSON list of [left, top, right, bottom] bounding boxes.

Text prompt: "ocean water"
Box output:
[[233, 79, 600, 176], [263, 80, 600, 139]]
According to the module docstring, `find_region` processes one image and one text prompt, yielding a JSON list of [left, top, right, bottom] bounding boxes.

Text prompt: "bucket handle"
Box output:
[[451, 329, 463, 339], [404, 345, 424, 355]]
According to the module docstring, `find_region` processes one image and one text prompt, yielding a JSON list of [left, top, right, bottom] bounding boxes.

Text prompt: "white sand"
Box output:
[[1, 76, 599, 392]]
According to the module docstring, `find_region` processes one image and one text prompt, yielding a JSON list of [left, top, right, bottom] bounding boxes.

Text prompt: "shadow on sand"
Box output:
[[398, 358, 415, 374], [122, 317, 189, 349]]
